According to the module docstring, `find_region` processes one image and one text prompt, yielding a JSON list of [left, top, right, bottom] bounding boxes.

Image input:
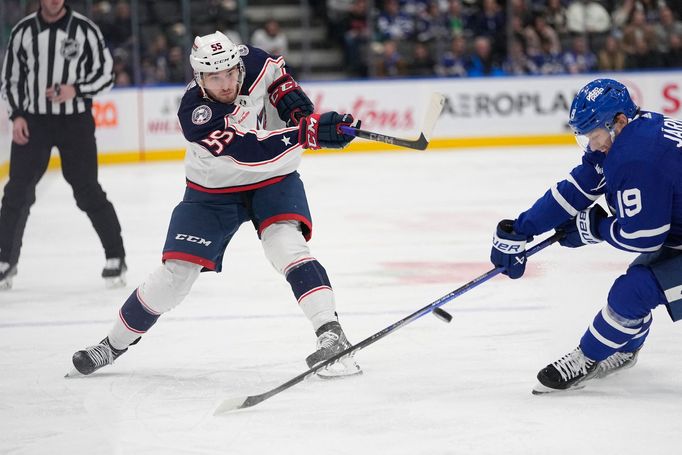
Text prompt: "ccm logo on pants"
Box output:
[[175, 234, 212, 246]]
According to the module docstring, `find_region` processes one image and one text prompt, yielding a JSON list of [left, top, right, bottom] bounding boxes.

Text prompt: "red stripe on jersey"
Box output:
[[186, 175, 286, 193]]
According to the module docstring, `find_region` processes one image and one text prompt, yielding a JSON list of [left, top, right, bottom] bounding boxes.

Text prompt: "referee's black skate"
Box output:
[[533, 347, 598, 394], [306, 321, 362, 379], [102, 257, 127, 288], [68, 337, 129, 377], [0, 262, 18, 290]]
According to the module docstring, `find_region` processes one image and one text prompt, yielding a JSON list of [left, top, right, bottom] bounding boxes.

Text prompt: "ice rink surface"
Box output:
[[1, 146, 681, 454]]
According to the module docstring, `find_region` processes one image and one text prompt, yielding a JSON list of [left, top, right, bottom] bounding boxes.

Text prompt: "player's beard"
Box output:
[[205, 86, 238, 104]]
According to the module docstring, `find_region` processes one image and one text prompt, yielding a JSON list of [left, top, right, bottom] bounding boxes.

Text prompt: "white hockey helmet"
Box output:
[[189, 31, 244, 91]]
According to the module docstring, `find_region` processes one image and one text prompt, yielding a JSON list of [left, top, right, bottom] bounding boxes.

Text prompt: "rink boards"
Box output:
[[1, 70, 681, 178]]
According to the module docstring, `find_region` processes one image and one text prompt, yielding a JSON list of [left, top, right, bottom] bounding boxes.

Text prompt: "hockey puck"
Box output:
[[432, 307, 453, 323]]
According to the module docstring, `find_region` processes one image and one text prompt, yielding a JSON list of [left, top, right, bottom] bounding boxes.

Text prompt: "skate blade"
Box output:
[[531, 382, 586, 395], [316, 357, 363, 379], [104, 275, 126, 289], [65, 368, 84, 378], [0, 278, 13, 290]]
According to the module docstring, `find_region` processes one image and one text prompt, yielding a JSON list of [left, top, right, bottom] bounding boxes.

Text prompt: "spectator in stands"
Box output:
[[612, 0, 636, 29], [653, 6, 682, 54], [470, 0, 506, 58], [637, 0, 662, 22], [509, 0, 532, 30], [251, 19, 288, 57], [446, 0, 469, 38], [326, 0, 354, 43], [409, 42, 436, 76], [503, 39, 538, 75], [509, 14, 525, 48], [112, 49, 133, 86], [108, 1, 132, 51], [621, 8, 656, 56], [401, 0, 430, 17], [114, 70, 132, 87], [145, 33, 169, 85], [376, 0, 415, 41], [563, 35, 597, 74], [141, 56, 161, 85], [467, 35, 504, 76], [663, 33, 682, 67], [542, 0, 568, 37], [537, 35, 566, 75], [343, 0, 370, 77], [166, 46, 186, 83], [625, 34, 663, 69], [436, 35, 468, 77], [414, 1, 449, 44], [375, 39, 406, 77], [597, 34, 626, 71], [528, 12, 560, 51], [566, 0, 611, 35]]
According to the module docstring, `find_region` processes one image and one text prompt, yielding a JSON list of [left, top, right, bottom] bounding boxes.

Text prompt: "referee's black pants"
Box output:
[[0, 112, 125, 266]]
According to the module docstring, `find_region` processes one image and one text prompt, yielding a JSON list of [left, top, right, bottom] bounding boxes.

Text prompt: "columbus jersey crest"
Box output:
[[192, 105, 212, 125]]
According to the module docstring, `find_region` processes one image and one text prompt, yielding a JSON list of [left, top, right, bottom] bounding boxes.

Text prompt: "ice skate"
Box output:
[[67, 337, 128, 377], [533, 347, 598, 394], [0, 262, 17, 290], [305, 321, 362, 379], [595, 349, 640, 379], [102, 257, 127, 288]]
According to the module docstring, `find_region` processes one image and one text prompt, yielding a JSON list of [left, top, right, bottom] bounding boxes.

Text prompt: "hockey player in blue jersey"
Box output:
[[490, 78, 682, 393], [70, 31, 362, 378]]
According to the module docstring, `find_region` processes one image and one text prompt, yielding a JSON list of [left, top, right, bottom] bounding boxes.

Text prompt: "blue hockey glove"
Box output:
[[556, 204, 608, 248], [267, 74, 314, 126], [491, 219, 532, 279], [299, 112, 360, 150]]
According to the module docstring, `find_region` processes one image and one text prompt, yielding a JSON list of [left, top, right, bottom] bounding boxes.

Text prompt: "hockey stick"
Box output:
[[338, 92, 445, 151], [214, 231, 563, 415]]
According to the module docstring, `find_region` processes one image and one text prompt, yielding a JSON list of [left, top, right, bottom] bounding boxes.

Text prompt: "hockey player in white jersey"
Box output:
[[70, 32, 361, 378]]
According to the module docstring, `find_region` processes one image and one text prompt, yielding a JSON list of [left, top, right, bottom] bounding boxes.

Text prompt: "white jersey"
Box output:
[[177, 45, 303, 193]]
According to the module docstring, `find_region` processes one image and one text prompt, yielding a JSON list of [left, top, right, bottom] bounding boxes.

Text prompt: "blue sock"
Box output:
[[580, 305, 644, 361]]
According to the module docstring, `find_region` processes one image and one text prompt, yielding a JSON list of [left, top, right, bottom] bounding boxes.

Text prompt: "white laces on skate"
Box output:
[[599, 351, 633, 371], [317, 331, 341, 350], [554, 348, 595, 382], [85, 342, 114, 368], [0, 262, 10, 274]]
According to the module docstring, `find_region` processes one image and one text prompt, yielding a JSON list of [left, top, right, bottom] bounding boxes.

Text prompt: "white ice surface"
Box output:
[[1, 147, 681, 454]]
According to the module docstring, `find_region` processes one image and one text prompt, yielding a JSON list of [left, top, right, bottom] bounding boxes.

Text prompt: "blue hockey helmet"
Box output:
[[568, 79, 639, 136]]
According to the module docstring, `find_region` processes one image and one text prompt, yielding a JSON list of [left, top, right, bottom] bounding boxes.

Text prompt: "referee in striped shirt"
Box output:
[[0, 0, 127, 290]]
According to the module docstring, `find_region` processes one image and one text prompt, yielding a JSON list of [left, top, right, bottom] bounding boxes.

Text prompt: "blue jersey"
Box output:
[[515, 111, 682, 253], [176, 45, 302, 193]]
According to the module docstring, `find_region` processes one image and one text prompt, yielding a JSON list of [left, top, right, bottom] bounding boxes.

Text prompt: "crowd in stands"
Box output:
[[1, 0, 681, 85], [337, 0, 682, 77], [331, 0, 682, 78]]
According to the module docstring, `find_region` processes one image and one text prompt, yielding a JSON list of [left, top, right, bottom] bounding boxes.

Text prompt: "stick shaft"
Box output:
[[338, 93, 445, 151], [219, 232, 563, 412]]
